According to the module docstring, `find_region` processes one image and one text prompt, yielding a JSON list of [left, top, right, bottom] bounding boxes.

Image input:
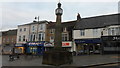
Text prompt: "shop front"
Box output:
[[75, 38, 102, 55], [101, 35, 120, 54], [15, 45, 24, 54], [26, 41, 45, 55], [44, 41, 72, 52]]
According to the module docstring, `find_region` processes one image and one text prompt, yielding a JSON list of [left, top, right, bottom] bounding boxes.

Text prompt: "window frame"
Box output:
[[80, 30, 85, 36], [19, 36, 21, 42]]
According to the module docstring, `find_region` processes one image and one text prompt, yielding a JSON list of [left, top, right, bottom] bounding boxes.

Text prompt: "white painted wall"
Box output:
[[73, 25, 120, 40], [102, 25, 120, 36], [73, 29, 102, 39], [17, 25, 30, 44]]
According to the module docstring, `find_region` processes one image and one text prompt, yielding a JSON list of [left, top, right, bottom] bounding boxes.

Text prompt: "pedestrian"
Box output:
[[9, 54, 14, 61]]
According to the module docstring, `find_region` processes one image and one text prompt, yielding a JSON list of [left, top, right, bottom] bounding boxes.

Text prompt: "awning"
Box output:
[[75, 38, 101, 44]]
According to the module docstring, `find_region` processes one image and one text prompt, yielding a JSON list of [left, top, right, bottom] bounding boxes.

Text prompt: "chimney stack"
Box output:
[[77, 13, 81, 22]]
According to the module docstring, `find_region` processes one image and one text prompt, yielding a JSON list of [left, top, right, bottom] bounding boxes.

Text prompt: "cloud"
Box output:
[[1, 3, 56, 30], [1, 2, 118, 31]]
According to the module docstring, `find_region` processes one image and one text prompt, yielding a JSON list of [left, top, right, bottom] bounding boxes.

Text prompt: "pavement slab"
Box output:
[[2, 54, 119, 67]]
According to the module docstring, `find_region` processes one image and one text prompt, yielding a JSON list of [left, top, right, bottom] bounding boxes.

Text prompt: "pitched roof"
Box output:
[[18, 20, 48, 26], [47, 20, 77, 29], [74, 13, 120, 30], [2, 29, 17, 36]]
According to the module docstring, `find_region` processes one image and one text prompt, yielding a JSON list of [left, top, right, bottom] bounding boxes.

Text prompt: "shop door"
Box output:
[[29, 47, 37, 54]]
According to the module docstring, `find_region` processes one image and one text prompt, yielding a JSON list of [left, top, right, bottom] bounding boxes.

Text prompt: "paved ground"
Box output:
[[2, 54, 119, 67]]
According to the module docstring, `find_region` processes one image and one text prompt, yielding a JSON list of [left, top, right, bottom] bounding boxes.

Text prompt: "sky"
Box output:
[[0, 0, 119, 31]]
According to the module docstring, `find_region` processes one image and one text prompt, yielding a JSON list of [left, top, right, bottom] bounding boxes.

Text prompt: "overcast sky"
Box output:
[[0, 0, 119, 31]]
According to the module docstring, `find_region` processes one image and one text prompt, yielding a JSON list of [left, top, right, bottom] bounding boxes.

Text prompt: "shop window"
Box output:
[[12, 38, 14, 42]]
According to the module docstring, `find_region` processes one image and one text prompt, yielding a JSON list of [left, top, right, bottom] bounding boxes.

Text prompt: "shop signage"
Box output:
[[44, 43, 54, 47], [15, 44, 24, 47], [44, 41, 72, 47], [62, 42, 72, 47], [75, 38, 101, 44], [102, 36, 120, 41], [28, 41, 45, 46]]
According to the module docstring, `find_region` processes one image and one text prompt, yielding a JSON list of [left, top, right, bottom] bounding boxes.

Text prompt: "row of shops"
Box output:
[[15, 41, 73, 55], [15, 36, 120, 55], [75, 38, 102, 55], [75, 35, 120, 55]]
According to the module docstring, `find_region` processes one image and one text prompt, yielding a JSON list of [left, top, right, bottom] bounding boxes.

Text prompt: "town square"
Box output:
[[0, 0, 120, 68]]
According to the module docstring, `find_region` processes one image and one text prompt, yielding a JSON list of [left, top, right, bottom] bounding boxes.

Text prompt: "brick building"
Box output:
[[2, 29, 17, 46]]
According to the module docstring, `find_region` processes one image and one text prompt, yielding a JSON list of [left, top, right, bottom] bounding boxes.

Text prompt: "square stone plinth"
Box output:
[[42, 50, 73, 66]]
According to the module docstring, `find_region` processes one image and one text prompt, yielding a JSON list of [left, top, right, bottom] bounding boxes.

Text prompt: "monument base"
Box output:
[[42, 50, 73, 66]]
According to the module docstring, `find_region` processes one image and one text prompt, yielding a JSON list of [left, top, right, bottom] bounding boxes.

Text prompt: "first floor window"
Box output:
[[19, 36, 21, 41], [30, 34, 35, 41], [108, 27, 120, 35], [19, 28, 22, 32], [33, 35, 35, 41], [23, 35, 26, 41], [39, 33, 44, 41], [50, 36, 54, 42], [50, 29, 54, 34], [62, 33, 68, 41], [24, 28, 26, 31], [30, 35, 33, 41], [80, 30, 85, 36], [93, 29, 98, 36]]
